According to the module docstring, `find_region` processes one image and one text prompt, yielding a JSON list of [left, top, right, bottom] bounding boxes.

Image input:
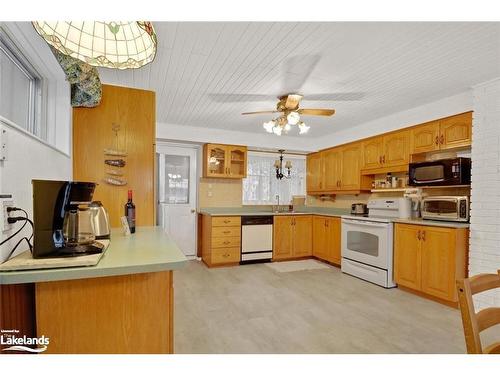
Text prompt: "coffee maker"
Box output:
[[32, 180, 105, 258]]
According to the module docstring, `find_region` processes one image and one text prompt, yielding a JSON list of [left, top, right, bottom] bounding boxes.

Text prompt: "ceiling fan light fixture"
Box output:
[[284, 123, 291, 132], [286, 111, 300, 125], [263, 120, 276, 133], [298, 121, 310, 134], [272, 126, 282, 136]]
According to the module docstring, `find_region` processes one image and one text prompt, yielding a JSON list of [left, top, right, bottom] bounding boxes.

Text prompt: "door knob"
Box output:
[[190, 209, 196, 213]]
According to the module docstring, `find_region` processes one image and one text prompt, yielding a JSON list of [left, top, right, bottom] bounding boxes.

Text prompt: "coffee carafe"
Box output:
[[62, 203, 97, 246]]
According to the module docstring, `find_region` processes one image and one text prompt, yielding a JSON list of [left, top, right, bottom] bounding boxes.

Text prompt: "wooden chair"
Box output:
[[456, 273, 500, 354]]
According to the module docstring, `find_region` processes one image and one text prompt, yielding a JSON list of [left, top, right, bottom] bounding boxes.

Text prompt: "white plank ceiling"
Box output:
[[98, 22, 500, 137]]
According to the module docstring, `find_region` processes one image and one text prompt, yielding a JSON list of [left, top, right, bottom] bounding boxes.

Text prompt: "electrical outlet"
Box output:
[[0, 194, 14, 232]]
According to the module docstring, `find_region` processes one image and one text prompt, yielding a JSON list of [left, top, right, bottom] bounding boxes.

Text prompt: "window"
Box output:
[[243, 151, 306, 205], [0, 27, 44, 138]]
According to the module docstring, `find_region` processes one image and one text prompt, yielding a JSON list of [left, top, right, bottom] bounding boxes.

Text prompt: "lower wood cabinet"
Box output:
[[201, 215, 241, 267], [312, 216, 341, 265], [394, 223, 468, 303], [273, 215, 312, 260]]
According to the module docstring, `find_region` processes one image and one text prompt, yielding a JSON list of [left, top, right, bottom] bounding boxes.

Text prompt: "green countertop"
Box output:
[[392, 218, 470, 229], [199, 207, 350, 217], [0, 227, 187, 285]]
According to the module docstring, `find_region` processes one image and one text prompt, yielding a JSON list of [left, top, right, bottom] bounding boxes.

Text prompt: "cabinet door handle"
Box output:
[[440, 135, 444, 144], [435, 136, 439, 145], [223, 241, 230, 245], [379, 156, 382, 164], [223, 230, 230, 234], [383, 155, 386, 163], [416, 230, 421, 240], [421, 231, 426, 241], [223, 253, 230, 258], [223, 220, 230, 223]]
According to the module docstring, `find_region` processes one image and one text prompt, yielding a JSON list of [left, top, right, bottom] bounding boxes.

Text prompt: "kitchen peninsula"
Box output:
[[0, 227, 187, 354]]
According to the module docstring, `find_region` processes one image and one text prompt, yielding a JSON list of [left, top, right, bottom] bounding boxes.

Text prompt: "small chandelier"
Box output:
[[263, 111, 310, 136], [32, 21, 157, 69], [274, 150, 292, 180]]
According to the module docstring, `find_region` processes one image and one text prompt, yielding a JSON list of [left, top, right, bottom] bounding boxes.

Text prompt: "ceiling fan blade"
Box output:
[[304, 92, 365, 101], [281, 54, 321, 93], [298, 108, 336, 116], [241, 110, 279, 115], [209, 93, 277, 103], [283, 94, 303, 110]]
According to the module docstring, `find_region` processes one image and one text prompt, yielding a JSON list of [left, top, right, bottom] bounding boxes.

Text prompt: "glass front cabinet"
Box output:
[[203, 143, 247, 179]]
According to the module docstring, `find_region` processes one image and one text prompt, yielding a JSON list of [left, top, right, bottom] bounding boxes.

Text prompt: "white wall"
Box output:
[[315, 91, 473, 150], [0, 22, 71, 154], [0, 22, 72, 262], [469, 77, 500, 309]]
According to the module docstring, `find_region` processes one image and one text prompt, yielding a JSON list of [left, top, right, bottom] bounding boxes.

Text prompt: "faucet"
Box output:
[[274, 194, 280, 213]]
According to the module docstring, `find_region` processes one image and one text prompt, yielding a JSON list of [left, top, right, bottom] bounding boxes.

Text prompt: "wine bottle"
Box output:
[[125, 190, 136, 233]]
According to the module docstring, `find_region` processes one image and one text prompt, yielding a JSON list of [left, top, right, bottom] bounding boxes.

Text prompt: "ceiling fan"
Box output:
[[241, 93, 335, 136]]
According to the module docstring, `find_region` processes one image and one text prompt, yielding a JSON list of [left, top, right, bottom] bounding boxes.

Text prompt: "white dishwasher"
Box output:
[[241, 216, 273, 264]]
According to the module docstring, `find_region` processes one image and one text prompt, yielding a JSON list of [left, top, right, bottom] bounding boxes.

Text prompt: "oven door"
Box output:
[[341, 218, 392, 269]]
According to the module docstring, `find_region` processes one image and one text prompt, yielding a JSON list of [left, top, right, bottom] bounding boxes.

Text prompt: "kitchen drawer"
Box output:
[[212, 216, 241, 227], [212, 236, 241, 248], [212, 226, 241, 238], [211, 247, 240, 264]]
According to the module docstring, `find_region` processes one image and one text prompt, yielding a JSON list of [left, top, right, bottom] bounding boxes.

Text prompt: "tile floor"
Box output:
[[173, 259, 494, 354]]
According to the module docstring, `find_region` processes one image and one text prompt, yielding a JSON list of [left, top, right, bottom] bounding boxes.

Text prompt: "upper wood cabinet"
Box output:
[[312, 216, 341, 265], [361, 130, 409, 171], [394, 223, 468, 303], [439, 112, 472, 150], [273, 215, 312, 260], [307, 143, 370, 194], [203, 144, 247, 179], [306, 152, 323, 191], [362, 136, 384, 170], [340, 144, 362, 191], [384, 130, 409, 167], [410, 121, 440, 154], [323, 148, 342, 191], [410, 112, 472, 154]]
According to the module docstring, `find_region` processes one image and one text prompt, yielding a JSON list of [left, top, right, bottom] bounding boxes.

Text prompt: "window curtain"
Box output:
[[243, 152, 306, 205]]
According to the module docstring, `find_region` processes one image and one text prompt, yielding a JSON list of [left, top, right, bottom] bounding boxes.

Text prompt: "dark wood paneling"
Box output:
[[0, 284, 36, 354]]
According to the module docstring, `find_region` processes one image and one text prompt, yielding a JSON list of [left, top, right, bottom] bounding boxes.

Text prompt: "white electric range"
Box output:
[[340, 198, 412, 288]]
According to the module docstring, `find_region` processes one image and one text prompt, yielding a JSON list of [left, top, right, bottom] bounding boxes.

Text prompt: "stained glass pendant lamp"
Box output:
[[32, 21, 157, 69]]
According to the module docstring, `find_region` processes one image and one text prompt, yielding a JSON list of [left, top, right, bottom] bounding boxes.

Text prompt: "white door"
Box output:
[[157, 144, 198, 257]]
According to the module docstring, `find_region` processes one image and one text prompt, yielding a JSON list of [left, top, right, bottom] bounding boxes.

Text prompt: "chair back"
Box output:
[[456, 273, 500, 354]]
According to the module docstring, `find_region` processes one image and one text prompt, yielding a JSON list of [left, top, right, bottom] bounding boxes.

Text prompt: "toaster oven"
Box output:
[[421, 196, 469, 222]]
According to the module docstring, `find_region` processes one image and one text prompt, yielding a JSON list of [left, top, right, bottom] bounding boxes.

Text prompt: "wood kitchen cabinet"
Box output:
[[323, 148, 342, 191], [201, 215, 241, 267], [203, 143, 247, 179], [307, 143, 371, 194], [410, 112, 472, 154], [306, 152, 323, 192], [361, 130, 409, 171], [312, 216, 341, 265], [394, 223, 468, 304], [273, 215, 312, 260]]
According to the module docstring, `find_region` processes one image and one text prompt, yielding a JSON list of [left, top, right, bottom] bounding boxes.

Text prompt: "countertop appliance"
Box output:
[[421, 196, 469, 222], [241, 215, 273, 264], [351, 203, 368, 215], [32, 180, 105, 258], [409, 157, 471, 186], [340, 197, 411, 288]]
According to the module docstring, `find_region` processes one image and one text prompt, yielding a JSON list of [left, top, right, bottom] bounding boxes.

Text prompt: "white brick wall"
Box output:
[[470, 77, 500, 309]]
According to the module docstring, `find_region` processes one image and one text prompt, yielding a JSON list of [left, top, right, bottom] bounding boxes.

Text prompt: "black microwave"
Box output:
[[408, 157, 471, 186]]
